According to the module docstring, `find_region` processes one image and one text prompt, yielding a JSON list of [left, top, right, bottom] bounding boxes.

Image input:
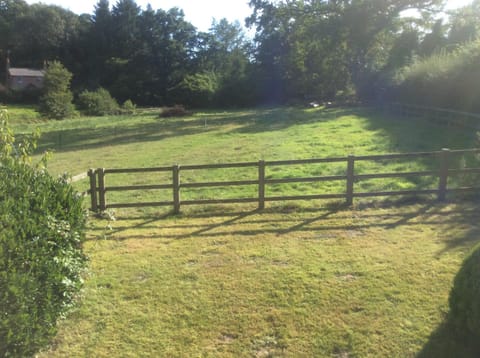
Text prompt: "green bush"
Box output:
[[77, 88, 120, 116], [39, 62, 76, 120], [173, 72, 219, 108], [449, 242, 480, 349], [390, 39, 480, 113], [0, 110, 87, 357], [121, 99, 136, 115], [39, 91, 77, 120]]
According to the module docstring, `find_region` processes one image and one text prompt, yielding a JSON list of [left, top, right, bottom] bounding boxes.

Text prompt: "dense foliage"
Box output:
[[77, 87, 120, 116], [0, 110, 87, 356], [388, 39, 480, 112], [448, 243, 480, 351], [39, 61, 76, 119], [1, 0, 479, 110]]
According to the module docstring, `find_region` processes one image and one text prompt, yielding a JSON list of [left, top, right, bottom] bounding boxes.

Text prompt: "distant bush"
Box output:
[[77, 88, 120, 116], [390, 39, 480, 112], [173, 72, 219, 108], [121, 99, 136, 115], [449, 242, 480, 349], [0, 110, 87, 356], [160, 105, 192, 118], [39, 61, 76, 119]]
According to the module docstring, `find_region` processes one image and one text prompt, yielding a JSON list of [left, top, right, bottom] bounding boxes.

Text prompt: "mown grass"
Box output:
[[12, 106, 479, 208], [8, 106, 480, 356], [38, 201, 480, 357]]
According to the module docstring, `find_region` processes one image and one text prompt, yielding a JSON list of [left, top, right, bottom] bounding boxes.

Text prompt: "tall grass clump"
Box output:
[[391, 39, 480, 112], [0, 109, 87, 357]]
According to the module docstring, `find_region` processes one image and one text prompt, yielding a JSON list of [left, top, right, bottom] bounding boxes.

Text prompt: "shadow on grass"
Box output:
[[86, 198, 480, 356], [364, 109, 480, 176], [34, 116, 218, 154], [88, 199, 480, 251], [229, 107, 360, 134], [417, 320, 479, 358], [32, 106, 357, 154], [365, 109, 478, 154]]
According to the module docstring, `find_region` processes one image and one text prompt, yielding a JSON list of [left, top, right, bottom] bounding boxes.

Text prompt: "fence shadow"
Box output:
[[86, 199, 480, 356], [87, 200, 480, 249]]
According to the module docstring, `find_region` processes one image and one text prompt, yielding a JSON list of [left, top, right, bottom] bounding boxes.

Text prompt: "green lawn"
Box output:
[[39, 202, 479, 357], [8, 106, 480, 356], [12, 106, 479, 209]]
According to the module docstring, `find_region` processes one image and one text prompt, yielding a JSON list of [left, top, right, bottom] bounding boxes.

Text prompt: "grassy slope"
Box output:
[[8, 106, 480, 356]]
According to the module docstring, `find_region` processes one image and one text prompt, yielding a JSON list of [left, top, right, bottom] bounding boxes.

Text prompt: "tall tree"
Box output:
[[130, 7, 197, 104], [83, 0, 112, 88], [7, 2, 83, 76], [419, 19, 447, 56], [111, 0, 141, 59], [194, 19, 254, 106], [447, 0, 480, 45], [247, 0, 443, 102], [0, 0, 28, 50]]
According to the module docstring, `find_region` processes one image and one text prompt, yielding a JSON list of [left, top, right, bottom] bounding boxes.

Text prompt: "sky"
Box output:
[[24, 0, 253, 32], [23, 0, 474, 32]]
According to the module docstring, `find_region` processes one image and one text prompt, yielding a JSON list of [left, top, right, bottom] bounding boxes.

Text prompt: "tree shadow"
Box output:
[[34, 116, 218, 154], [363, 109, 479, 171], [30, 106, 362, 158], [365, 108, 478, 153], [417, 319, 479, 358], [230, 106, 360, 134]]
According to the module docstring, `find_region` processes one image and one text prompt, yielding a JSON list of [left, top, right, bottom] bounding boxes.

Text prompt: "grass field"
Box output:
[[11, 106, 479, 207], [38, 202, 479, 357], [8, 106, 480, 356]]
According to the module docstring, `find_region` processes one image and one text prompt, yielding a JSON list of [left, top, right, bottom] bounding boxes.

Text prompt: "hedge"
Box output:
[[0, 112, 87, 356]]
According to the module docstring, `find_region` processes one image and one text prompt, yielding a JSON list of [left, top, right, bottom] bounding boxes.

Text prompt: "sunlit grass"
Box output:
[[8, 106, 480, 356], [12, 106, 477, 209], [2, 103, 42, 125], [38, 201, 480, 357]]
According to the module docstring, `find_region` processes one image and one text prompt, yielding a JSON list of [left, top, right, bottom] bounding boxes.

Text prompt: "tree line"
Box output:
[[1, 0, 479, 110]]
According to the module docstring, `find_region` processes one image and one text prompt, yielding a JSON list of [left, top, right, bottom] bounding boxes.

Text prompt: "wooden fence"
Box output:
[[385, 102, 480, 129], [84, 148, 480, 213]]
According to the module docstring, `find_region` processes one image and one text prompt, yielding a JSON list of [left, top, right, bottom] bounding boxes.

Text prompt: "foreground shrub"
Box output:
[[448, 242, 480, 349], [77, 88, 120, 116], [0, 110, 87, 356]]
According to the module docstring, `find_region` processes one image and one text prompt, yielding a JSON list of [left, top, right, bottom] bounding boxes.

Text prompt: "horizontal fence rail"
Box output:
[[86, 148, 480, 213]]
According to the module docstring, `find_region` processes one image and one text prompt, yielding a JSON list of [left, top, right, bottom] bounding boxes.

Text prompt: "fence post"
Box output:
[[173, 164, 180, 214], [438, 148, 450, 201], [346, 155, 355, 206], [88, 168, 98, 212], [258, 160, 265, 210], [98, 168, 106, 211]]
